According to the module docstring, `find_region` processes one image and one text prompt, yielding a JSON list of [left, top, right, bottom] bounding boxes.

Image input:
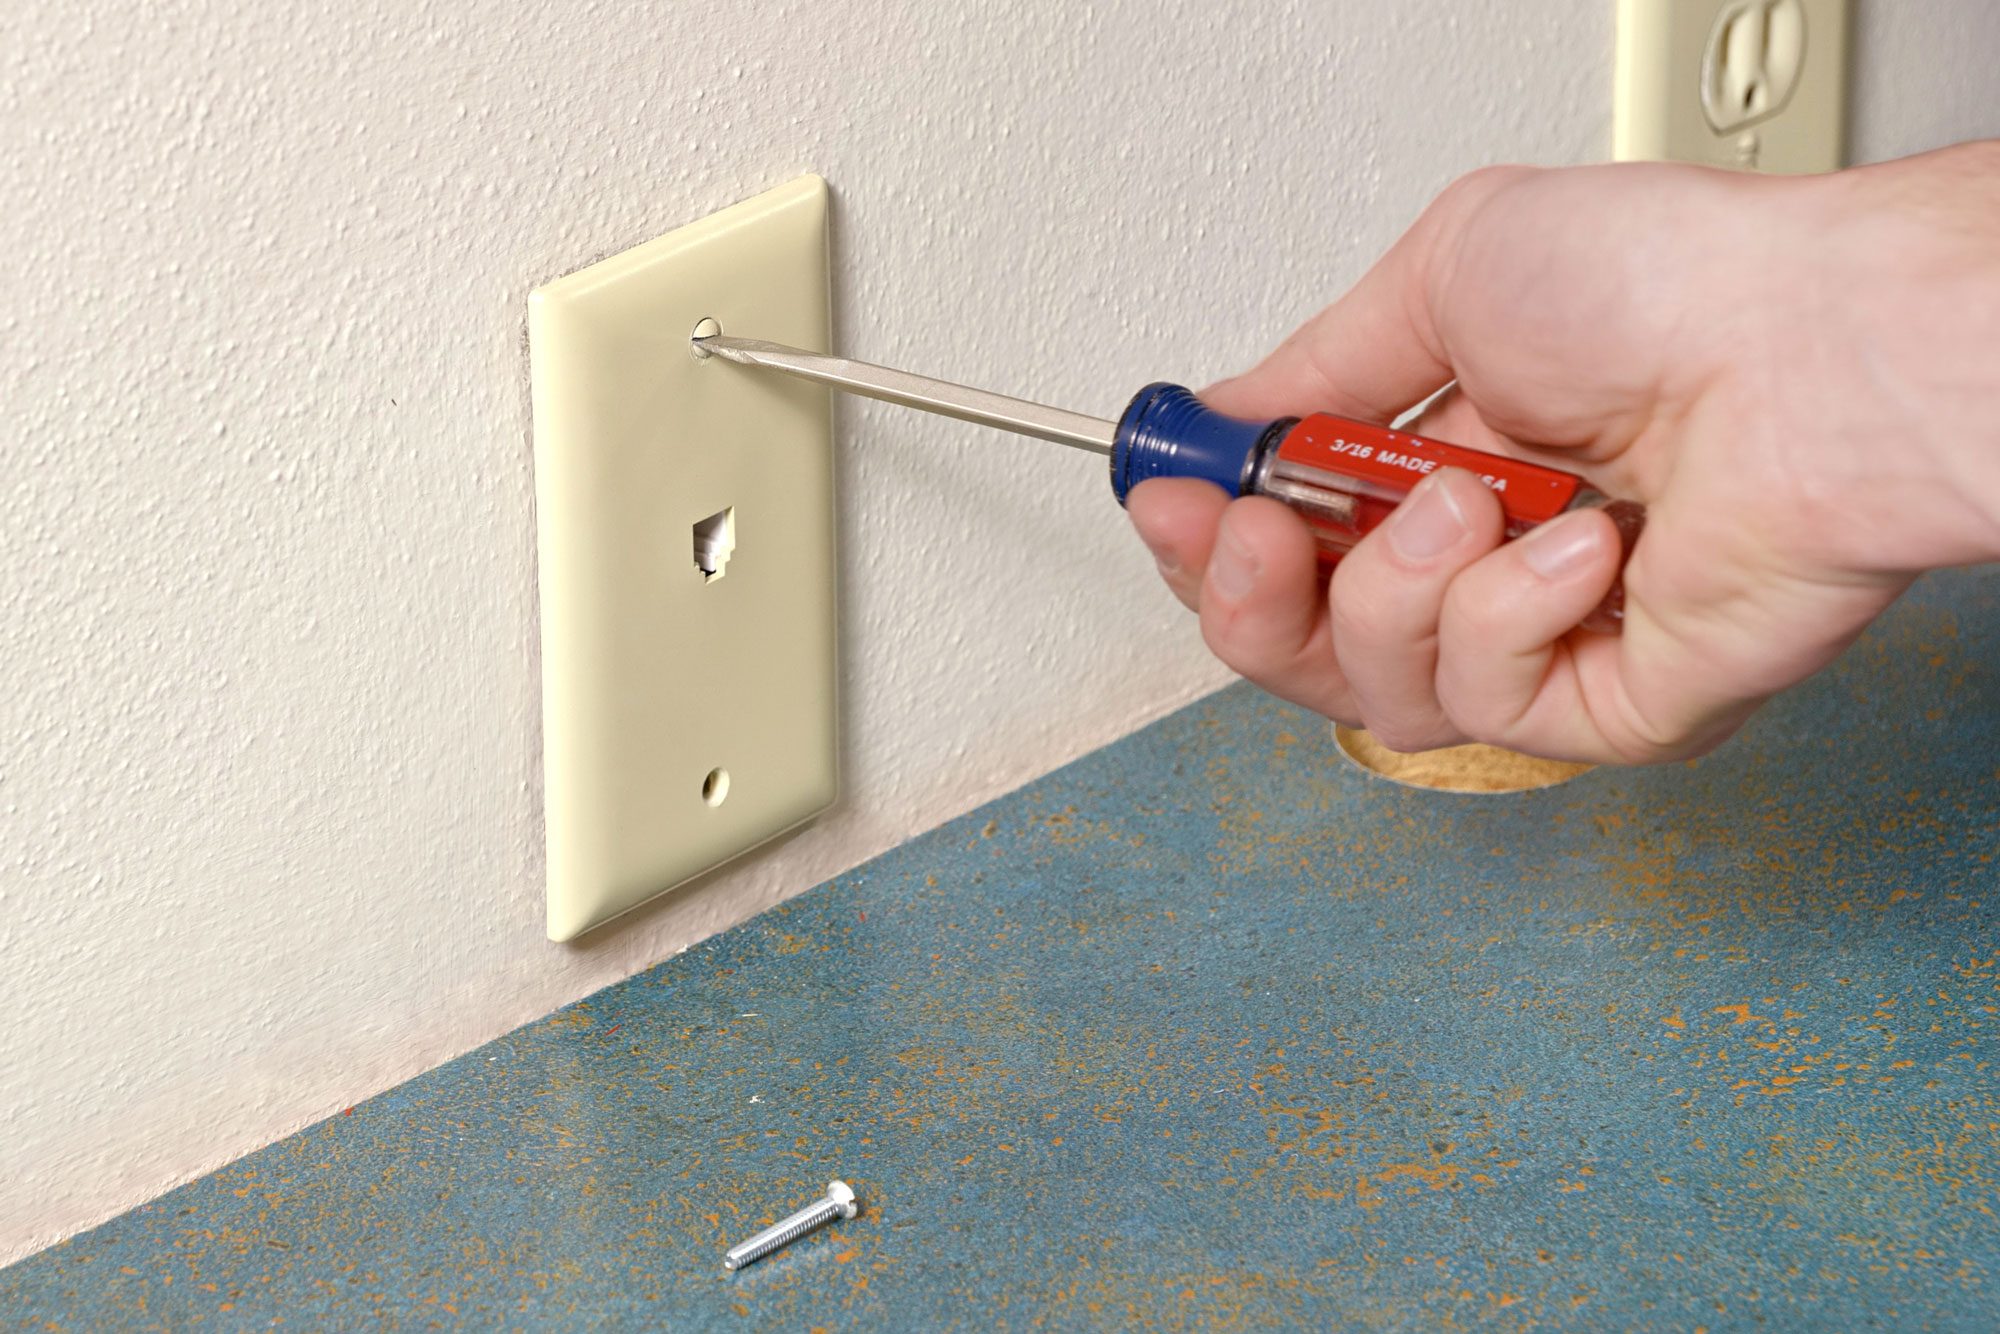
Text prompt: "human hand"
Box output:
[[1130, 144, 2000, 763]]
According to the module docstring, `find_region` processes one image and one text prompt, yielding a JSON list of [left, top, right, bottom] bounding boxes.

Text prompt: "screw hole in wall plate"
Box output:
[[690, 316, 722, 359], [702, 767, 731, 807]]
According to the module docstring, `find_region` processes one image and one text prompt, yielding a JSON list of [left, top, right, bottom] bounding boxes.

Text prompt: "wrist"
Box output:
[[1811, 146, 2000, 570]]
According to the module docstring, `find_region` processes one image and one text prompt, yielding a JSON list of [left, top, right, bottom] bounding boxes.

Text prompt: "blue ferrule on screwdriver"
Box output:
[[1110, 383, 1294, 504]]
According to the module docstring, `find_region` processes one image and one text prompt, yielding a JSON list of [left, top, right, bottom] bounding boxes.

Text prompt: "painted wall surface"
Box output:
[[0, 0, 1993, 1264]]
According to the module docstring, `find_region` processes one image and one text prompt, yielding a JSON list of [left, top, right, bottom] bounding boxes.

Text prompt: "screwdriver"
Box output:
[[693, 333, 1645, 632]]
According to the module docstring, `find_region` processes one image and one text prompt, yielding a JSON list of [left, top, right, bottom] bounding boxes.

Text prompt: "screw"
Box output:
[[722, 1180, 858, 1271]]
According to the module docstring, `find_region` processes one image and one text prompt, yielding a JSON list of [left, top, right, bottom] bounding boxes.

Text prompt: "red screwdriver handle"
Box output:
[[1109, 385, 1646, 634], [1255, 414, 1646, 633]]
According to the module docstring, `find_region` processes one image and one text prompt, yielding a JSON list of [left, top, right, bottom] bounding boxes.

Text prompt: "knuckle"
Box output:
[[1364, 718, 1434, 754], [1433, 164, 1533, 216], [1433, 684, 1509, 747], [1437, 578, 1504, 649], [1328, 561, 1405, 643], [1198, 608, 1262, 675], [1601, 697, 1735, 766], [1161, 569, 1203, 611], [1606, 710, 1681, 762], [1418, 167, 1538, 307], [1201, 602, 1334, 705]]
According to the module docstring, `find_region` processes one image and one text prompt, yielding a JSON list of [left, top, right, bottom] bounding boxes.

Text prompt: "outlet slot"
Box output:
[[693, 507, 736, 581], [1703, 0, 1807, 133], [1614, 0, 1847, 175]]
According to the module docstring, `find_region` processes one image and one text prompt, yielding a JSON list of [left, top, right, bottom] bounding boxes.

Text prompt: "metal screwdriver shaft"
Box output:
[[722, 1180, 859, 1272], [694, 333, 1118, 455]]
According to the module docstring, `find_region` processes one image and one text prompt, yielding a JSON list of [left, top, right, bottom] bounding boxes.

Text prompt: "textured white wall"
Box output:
[[1, 0, 1994, 1264]]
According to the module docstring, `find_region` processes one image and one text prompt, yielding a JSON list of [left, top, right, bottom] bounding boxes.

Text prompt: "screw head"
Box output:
[[826, 1179, 858, 1218]]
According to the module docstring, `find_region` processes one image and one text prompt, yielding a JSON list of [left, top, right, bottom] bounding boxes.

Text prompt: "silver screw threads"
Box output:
[[722, 1180, 859, 1272]]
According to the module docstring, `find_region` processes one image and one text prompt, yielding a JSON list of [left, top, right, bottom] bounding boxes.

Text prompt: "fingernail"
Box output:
[[1209, 516, 1259, 602], [1387, 473, 1470, 563], [1520, 513, 1603, 580]]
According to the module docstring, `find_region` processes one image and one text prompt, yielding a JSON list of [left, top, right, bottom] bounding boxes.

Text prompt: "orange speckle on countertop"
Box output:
[[1713, 1004, 1769, 1026], [1355, 1161, 1460, 1209]]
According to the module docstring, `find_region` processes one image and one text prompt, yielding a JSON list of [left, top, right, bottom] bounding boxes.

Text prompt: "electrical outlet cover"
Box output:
[[529, 176, 837, 941], [1615, 0, 1849, 174]]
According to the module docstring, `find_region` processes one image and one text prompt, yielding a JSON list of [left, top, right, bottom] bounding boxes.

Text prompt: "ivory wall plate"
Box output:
[[529, 176, 837, 941]]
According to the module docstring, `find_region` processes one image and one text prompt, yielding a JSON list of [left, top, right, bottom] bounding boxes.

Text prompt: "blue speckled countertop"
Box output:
[[6, 570, 1997, 1330]]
